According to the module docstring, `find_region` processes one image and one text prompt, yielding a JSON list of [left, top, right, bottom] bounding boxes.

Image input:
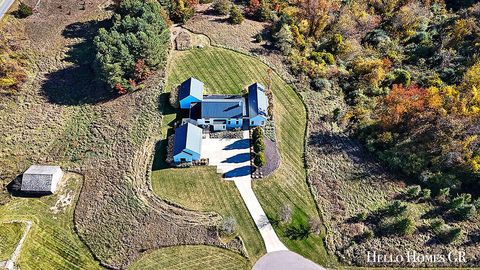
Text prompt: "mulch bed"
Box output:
[[254, 137, 279, 177]]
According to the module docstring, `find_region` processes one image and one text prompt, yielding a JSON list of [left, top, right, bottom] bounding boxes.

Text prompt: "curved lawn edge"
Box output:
[[128, 245, 251, 270]]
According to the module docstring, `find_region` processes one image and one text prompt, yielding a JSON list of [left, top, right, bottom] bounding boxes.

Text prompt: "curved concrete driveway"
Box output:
[[201, 131, 287, 252], [253, 250, 326, 270]]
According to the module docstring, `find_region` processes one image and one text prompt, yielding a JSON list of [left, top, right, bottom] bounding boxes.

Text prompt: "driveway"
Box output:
[[0, 0, 14, 20], [252, 250, 326, 270], [201, 131, 287, 252]]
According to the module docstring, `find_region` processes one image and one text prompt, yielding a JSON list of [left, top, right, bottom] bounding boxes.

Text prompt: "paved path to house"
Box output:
[[252, 250, 326, 270], [201, 132, 287, 252]]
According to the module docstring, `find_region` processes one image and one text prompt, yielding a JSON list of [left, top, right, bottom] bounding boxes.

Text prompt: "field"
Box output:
[[128, 245, 250, 270], [0, 174, 102, 270], [0, 222, 24, 261], [154, 43, 336, 266]]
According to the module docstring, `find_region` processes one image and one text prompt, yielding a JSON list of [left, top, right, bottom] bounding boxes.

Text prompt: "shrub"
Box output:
[[393, 217, 416, 236], [311, 78, 332, 92], [384, 201, 407, 216], [16, 2, 33, 18], [253, 138, 265, 153], [355, 211, 368, 222], [308, 218, 321, 235], [439, 227, 463, 244], [252, 127, 263, 141], [280, 204, 292, 223], [254, 33, 263, 43], [212, 0, 231, 15], [254, 152, 266, 167], [274, 24, 293, 55], [362, 228, 374, 240], [229, 5, 244, 24], [170, 0, 195, 23], [429, 218, 445, 234], [310, 52, 335, 65], [449, 196, 465, 209], [453, 205, 476, 221], [406, 185, 421, 198], [391, 69, 411, 86], [420, 188, 431, 200], [220, 216, 236, 235]]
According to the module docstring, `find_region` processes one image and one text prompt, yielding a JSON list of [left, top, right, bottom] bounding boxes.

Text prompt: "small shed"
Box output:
[[21, 165, 64, 194], [175, 31, 192, 51]]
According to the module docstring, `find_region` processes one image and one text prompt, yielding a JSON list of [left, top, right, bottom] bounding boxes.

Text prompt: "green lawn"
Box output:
[[128, 245, 250, 270], [152, 166, 263, 263], [0, 174, 102, 270], [0, 222, 24, 261], [149, 45, 336, 267]]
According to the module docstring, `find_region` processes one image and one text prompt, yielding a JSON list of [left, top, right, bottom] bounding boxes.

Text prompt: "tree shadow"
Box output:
[[222, 153, 251, 164], [284, 223, 311, 240], [41, 20, 116, 105], [223, 166, 251, 178], [223, 139, 250, 150], [6, 175, 49, 198]]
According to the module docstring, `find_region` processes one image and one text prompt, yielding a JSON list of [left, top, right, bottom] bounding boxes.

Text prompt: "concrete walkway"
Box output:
[[201, 132, 287, 252]]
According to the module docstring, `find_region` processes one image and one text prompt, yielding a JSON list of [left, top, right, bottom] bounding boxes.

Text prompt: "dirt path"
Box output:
[[2, 220, 32, 270]]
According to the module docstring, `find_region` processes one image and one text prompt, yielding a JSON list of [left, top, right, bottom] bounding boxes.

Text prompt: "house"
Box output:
[[248, 83, 269, 127], [21, 165, 64, 194], [178, 77, 204, 109], [173, 123, 203, 163], [190, 95, 246, 131], [178, 79, 269, 131]]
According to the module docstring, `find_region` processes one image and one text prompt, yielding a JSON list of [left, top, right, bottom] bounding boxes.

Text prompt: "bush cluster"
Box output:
[[252, 127, 266, 167]]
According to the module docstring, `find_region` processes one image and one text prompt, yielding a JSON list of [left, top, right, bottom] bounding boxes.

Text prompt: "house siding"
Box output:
[[249, 115, 267, 127], [173, 150, 200, 163]]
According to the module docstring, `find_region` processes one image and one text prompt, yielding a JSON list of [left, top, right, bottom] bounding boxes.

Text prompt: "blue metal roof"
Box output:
[[178, 77, 204, 101], [173, 123, 202, 156], [248, 83, 269, 118], [201, 98, 245, 119]]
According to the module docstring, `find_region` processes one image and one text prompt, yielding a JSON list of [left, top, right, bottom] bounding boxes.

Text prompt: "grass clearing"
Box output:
[[152, 166, 263, 262], [151, 44, 336, 266], [128, 245, 250, 270], [0, 174, 102, 270], [0, 222, 24, 261]]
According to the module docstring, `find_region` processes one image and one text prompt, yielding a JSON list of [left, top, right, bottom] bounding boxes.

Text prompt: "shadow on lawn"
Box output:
[[152, 93, 182, 171], [41, 20, 115, 105]]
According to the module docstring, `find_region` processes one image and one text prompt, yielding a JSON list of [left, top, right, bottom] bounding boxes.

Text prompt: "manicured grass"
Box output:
[[152, 166, 263, 262], [0, 174, 102, 270], [0, 222, 24, 261], [128, 245, 250, 270], [154, 45, 336, 266]]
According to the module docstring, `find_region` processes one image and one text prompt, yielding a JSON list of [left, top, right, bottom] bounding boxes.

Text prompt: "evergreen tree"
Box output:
[[94, 0, 170, 93], [274, 24, 293, 55], [229, 5, 244, 24]]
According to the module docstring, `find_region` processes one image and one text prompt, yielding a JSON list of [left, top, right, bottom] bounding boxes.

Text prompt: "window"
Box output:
[[251, 121, 254, 125], [261, 121, 265, 125], [180, 158, 186, 162]]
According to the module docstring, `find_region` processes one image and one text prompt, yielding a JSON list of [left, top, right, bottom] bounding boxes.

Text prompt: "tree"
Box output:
[[406, 185, 421, 198], [254, 138, 265, 153], [274, 24, 293, 55], [212, 0, 231, 15], [170, 0, 195, 23], [229, 5, 244, 24], [280, 204, 292, 223], [439, 227, 463, 244], [254, 152, 266, 167], [297, 0, 337, 38], [453, 205, 476, 221], [16, 2, 33, 18], [94, 0, 170, 93], [308, 218, 321, 235], [220, 216, 237, 235], [393, 217, 416, 236]]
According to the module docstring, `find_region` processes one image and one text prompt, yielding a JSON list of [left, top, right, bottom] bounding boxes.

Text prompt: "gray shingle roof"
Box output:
[[21, 165, 63, 193]]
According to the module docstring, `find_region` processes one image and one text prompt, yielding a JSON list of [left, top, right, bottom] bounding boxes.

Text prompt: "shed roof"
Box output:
[[173, 123, 203, 156], [200, 98, 245, 119], [178, 77, 204, 101], [21, 165, 63, 193], [248, 83, 269, 118]]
